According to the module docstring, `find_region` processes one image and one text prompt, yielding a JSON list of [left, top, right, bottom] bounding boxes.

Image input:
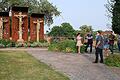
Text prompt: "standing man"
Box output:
[[93, 31, 104, 63], [85, 31, 93, 53], [109, 31, 115, 54]]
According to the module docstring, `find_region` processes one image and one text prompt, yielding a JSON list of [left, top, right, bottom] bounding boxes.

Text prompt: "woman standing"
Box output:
[[76, 33, 83, 54]]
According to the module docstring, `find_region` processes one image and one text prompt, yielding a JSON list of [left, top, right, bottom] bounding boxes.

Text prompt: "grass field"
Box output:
[[0, 51, 69, 80]]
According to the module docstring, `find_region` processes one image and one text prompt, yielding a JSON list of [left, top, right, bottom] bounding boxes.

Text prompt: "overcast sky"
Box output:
[[45, 0, 110, 32]]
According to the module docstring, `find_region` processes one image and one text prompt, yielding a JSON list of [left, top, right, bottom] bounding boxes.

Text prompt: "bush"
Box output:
[[48, 40, 77, 53], [0, 39, 48, 48], [104, 54, 120, 67], [48, 43, 59, 51], [80, 44, 86, 53], [30, 42, 49, 48], [0, 39, 13, 47], [15, 43, 23, 48], [0, 44, 5, 48]]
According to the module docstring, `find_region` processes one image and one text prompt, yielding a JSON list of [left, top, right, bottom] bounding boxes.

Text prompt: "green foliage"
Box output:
[[92, 31, 97, 40], [49, 26, 63, 37], [79, 25, 93, 37], [30, 42, 49, 48], [61, 23, 76, 37], [80, 44, 86, 53], [48, 22, 76, 38], [0, 39, 13, 47], [112, 0, 120, 34], [0, 44, 5, 48], [15, 43, 23, 48], [0, 0, 60, 26], [48, 40, 77, 53], [48, 43, 59, 51], [104, 54, 120, 67], [0, 39, 48, 48], [106, 0, 120, 34]]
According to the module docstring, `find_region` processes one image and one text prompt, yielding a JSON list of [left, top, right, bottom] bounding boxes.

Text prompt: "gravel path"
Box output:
[[27, 50, 120, 80]]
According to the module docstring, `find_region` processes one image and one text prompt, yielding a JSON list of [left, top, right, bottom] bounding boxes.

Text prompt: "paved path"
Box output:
[[0, 48, 47, 51], [27, 49, 120, 80]]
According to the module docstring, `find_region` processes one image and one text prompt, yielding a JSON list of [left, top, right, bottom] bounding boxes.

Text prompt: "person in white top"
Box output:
[[76, 33, 83, 54]]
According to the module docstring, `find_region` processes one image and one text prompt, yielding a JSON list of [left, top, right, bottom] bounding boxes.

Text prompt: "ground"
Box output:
[[0, 48, 120, 80], [27, 49, 120, 80]]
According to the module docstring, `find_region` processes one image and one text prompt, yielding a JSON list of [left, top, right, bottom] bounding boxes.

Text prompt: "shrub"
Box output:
[[48, 43, 59, 51], [0, 39, 13, 47], [48, 40, 77, 53], [80, 44, 86, 53], [6, 43, 12, 47], [0, 44, 5, 48], [30, 42, 49, 48], [15, 43, 23, 48], [23, 42, 28, 48], [11, 41, 16, 47], [104, 54, 120, 67]]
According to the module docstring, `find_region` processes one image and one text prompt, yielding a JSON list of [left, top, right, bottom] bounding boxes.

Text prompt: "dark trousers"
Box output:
[[118, 43, 120, 51], [85, 43, 92, 52], [95, 48, 103, 62], [109, 44, 114, 54]]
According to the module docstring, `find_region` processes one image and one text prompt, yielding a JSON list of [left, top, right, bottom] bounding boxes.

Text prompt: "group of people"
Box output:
[[76, 31, 120, 63]]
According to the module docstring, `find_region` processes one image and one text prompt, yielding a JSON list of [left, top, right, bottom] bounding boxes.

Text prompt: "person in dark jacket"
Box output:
[[108, 31, 115, 54], [85, 31, 93, 53]]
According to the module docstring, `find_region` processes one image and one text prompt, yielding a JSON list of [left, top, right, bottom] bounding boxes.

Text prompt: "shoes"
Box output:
[[100, 61, 104, 63], [93, 61, 98, 63], [93, 61, 104, 63]]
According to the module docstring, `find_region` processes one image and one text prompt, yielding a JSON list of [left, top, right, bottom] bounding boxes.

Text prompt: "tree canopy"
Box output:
[[0, 0, 60, 26], [79, 25, 93, 37], [48, 22, 76, 37], [106, 0, 120, 34], [112, 0, 120, 34]]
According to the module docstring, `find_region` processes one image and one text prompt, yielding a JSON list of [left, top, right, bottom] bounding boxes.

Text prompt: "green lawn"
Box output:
[[0, 51, 69, 80]]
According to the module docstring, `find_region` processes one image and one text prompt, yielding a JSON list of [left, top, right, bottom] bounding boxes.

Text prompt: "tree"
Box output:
[[48, 22, 76, 38], [48, 26, 64, 37], [61, 23, 75, 37], [0, 0, 60, 26], [112, 0, 120, 34], [106, 0, 120, 34], [79, 25, 93, 37]]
